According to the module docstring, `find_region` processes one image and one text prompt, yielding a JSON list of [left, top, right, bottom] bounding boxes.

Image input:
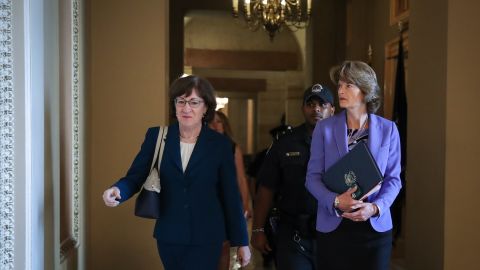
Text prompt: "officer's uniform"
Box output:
[[257, 124, 317, 270]]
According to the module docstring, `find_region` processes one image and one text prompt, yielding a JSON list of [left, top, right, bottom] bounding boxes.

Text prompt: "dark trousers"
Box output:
[[275, 222, 317, 270], [156, 241, 223, 270], [316, 219, 392, 270]]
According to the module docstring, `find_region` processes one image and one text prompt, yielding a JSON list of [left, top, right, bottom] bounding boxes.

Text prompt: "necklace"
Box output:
[[179, 133, 199, 140], [348, 115, 368, 144]]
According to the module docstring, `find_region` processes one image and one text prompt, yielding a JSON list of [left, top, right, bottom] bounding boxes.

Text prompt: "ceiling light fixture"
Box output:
[[232, 0, 312, 41]]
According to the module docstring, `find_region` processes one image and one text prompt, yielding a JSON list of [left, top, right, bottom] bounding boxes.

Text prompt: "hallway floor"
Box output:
[[228, 247, 405, 270], [227, 208, 406, 270], [230, 248, 405, 270], [227, 233, 406, 270]]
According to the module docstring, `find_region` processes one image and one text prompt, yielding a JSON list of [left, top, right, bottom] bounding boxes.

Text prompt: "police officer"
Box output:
[[251, 84, 335, 270]]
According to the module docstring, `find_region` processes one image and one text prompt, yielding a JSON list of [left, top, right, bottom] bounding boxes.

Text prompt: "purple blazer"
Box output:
[[306, 111, 402, 233]]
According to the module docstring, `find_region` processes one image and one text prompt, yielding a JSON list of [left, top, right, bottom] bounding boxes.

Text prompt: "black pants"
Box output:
[[316, 219, 392, 270], [156, 241, 223, 270], [275, 222, 317, 270]]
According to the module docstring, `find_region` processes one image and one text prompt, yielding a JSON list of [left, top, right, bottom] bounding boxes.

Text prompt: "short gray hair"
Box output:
[[330, 61, 381, 113]]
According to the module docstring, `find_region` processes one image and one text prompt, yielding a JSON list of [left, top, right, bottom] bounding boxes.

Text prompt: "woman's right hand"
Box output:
[[102, 186, 121, 207], [236, 246, 251, 267], [336, 186, 363, 213]]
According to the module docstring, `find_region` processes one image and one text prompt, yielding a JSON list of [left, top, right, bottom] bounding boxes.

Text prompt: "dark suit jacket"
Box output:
[[114, 123, 248, 246]]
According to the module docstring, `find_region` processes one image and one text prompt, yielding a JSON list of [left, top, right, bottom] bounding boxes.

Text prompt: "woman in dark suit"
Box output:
[[209, 110, 252, 270], [102, 75, 251, 269], [305, 61, 402, 270], [209, 110, 251, 218]]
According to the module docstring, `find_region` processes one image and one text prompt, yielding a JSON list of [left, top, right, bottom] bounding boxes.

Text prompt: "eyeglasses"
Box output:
[[174, 98, 204, 108]]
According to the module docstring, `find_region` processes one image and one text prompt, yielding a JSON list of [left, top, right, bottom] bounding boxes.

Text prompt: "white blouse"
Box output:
[[180, 141, 196, 172]]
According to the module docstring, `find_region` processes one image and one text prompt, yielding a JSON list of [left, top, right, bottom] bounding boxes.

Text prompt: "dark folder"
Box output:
[[323, 142, 383, 200]]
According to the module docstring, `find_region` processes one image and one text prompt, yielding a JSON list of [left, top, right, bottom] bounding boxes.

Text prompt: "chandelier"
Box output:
[[232, 0, 312, 41]]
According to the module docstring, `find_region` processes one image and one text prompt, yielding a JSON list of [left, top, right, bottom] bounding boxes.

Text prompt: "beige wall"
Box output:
[[87, 0, 169, 269], [370, 0, 399, 114], [311, 0, 346, 91], [185, 10, 300, 52], [408, 0, 480, 269], [444, 0, 480, 268], [407, 0, 448, 269], [346, 0, 399, 116], [345, 0, 371, 61]]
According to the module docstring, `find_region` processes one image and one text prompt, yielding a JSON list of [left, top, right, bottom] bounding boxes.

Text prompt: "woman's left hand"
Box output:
[[236, 246, 251, 267], [341, 202, 378, 222]]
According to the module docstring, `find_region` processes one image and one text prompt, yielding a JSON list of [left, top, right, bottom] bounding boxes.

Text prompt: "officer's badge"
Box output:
[[285, 151, 300, 157], [311, 84, 324, 93]]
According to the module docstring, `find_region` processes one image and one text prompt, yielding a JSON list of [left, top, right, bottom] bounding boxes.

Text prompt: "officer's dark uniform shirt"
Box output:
[[257, 124, 316, 217]]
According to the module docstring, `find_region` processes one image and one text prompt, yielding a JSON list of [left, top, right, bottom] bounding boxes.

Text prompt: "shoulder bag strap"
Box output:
[[157, 126, 168, 171], [149, 127, 163, 173]]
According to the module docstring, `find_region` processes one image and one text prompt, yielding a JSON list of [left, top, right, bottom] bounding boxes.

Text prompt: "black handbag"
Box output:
[[134, 126, 168, 219]]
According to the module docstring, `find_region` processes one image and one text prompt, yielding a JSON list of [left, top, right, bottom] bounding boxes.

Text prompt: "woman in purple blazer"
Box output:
[[306, 61, 402, 270]]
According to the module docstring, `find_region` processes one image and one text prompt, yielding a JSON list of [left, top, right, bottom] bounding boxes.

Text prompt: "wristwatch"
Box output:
[[252, 227, 265, 233], [334, 196, 340, 209]]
